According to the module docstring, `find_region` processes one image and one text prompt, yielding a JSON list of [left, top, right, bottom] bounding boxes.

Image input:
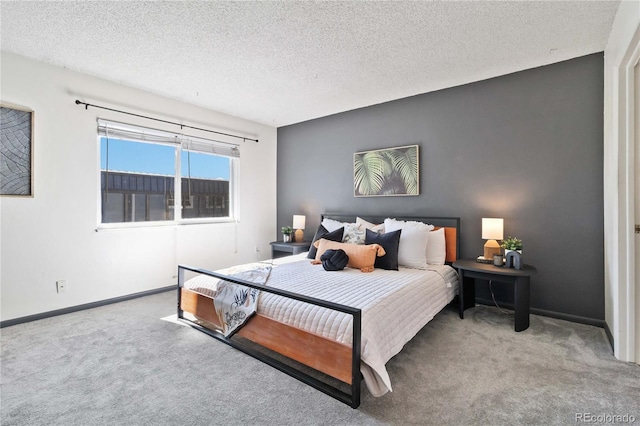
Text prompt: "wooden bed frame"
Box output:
[[177, 214, 460, 408]]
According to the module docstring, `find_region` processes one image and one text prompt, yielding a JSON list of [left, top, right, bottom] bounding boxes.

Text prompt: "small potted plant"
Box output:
[[282, 226, 293, 242], [501, 236, 523, 255]]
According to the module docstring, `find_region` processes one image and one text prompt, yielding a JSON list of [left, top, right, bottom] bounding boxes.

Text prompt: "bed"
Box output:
[[177, 214, 460, 408]]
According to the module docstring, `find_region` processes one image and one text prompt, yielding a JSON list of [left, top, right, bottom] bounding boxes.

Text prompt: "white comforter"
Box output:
[[185, 253, 458, 397]]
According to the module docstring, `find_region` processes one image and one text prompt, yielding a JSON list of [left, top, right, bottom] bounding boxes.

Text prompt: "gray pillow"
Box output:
[[307, 225, 344, 259], [365, 228, 401, 270]]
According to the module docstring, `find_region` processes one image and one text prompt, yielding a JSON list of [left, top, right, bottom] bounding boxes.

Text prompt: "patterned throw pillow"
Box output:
[[343, 223, 366, 245]]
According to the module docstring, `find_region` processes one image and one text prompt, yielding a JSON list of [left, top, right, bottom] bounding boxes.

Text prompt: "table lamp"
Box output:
[[482, 218, 503, 260], [293, 215, 306, 243]]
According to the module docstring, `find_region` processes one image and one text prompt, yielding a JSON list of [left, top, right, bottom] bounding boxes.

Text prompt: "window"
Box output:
[[98, 119, 238, 225], [180, 147, 231, 219]]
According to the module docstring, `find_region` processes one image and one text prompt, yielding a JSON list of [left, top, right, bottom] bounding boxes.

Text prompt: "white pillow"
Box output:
[[426, 227, 446, 265], [321, 218, 354, 233], [383, 218, 434, 269], [356, 216, 385, 233]]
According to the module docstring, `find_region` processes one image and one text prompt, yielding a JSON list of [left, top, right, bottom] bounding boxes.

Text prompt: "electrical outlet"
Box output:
[[56, 280, 66, 293]]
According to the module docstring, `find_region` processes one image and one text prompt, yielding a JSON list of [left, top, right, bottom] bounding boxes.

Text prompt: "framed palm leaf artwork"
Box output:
[[354, 145, 419, 197]]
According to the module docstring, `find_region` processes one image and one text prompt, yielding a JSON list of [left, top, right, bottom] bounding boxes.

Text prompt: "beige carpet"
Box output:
[[1, 291, 638, 425]]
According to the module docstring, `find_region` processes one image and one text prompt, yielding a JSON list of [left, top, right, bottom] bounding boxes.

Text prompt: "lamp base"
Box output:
[[294, 229, 304, 243], [483, 239, 501, 260]]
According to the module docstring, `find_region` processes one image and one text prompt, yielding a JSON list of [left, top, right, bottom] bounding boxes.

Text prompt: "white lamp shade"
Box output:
[[482, 218, 504, 240], [293, 215, 306, 229]]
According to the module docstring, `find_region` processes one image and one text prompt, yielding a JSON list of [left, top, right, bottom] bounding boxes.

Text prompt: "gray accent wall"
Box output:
[[277, 53, 604, 322]]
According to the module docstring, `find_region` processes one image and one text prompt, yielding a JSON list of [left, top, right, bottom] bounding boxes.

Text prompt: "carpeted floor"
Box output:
[[1, 291, 638, 425]]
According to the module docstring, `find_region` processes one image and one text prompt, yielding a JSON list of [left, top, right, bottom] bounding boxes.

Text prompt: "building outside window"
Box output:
[[98, 119, 238, 225]]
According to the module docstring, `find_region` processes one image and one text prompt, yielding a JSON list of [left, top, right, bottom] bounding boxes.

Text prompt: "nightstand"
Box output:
[[453, 259, 537, 332], [270, 241, 311, 259]]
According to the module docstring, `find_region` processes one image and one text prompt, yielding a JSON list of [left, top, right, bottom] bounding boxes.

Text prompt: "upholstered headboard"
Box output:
[[321, 214, 460, 263]]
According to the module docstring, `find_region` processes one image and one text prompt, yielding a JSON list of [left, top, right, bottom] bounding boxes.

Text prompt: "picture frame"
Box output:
[[354, 144, 419, 197], [1, 103, 34, 196]]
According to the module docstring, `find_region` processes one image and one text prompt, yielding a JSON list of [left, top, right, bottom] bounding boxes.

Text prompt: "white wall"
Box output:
[[0, 52, 277, 322], [603, 0, 640, 361]]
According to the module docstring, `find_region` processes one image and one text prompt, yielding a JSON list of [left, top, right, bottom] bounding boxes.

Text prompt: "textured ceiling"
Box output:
[[0, 1, 619, 127]]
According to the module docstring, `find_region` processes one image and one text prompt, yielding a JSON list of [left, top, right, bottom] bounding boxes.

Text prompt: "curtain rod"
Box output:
[[75, 100, 258, 143]]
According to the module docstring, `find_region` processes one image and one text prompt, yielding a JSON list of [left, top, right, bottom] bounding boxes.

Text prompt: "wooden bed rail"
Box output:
[[177, 264, 362, 408]]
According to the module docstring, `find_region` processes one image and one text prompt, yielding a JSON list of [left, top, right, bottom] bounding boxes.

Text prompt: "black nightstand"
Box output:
[[270, 241, 311, 259], [453, 259, 537, 332]]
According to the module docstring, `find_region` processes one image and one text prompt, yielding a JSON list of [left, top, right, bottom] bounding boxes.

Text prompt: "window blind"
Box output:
[[97, 119, 240, 158]]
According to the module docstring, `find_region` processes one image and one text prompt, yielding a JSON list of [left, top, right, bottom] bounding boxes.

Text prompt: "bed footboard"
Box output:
[[177, 265, 362, 408]]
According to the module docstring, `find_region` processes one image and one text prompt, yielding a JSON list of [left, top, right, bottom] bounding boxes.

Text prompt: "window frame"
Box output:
[[96, 120, 239, 229]]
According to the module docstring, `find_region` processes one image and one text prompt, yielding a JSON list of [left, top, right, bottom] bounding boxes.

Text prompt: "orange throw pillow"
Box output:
[[311, 239, 386, 272]]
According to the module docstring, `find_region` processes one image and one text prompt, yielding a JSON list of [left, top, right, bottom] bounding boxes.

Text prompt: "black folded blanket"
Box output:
[[320, 249, 349, 271]]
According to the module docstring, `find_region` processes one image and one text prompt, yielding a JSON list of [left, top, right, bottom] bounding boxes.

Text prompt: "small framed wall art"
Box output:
[[354, 144, 419, 197], [1, 104, 34, 196]]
